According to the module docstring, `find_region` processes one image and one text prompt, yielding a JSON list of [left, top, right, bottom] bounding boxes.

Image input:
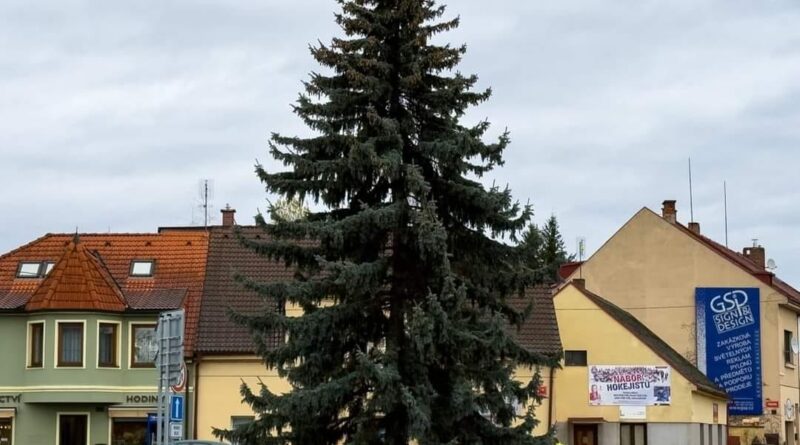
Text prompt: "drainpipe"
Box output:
[[549, 365, 556, 432], [192, 358, 200, 440]]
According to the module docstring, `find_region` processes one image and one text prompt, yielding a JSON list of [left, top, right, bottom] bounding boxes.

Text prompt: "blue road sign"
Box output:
[[170, 395, 185, 422]]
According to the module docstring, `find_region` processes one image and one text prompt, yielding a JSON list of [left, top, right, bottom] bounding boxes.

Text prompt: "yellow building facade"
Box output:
[[553, 282, 728, 445], [192, 222, 564, 441], [564, 202, 800, 444]]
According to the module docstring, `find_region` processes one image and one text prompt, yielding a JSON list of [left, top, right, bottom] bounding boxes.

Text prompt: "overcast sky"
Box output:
[[1, 1, 799, 282]]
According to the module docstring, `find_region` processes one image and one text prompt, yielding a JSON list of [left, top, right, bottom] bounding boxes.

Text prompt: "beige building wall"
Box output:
[[553, 284, 727, 427], [515, 365, 555, 436], [195, 356, 286, 441], [566, 207, 800, 441]]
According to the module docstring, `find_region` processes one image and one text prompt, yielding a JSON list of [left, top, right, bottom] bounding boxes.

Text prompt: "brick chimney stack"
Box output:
[[662, 200, 677, 224], [743, 244, 766, 269], [688, 222, 701, 235], [221, 204, 236, 227]]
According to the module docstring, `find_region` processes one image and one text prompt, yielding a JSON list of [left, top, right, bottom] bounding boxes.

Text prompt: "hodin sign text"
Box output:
[[126, 394, 158, 404]]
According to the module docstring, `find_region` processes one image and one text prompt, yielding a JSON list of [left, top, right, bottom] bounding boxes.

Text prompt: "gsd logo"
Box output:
[[709, 290, 755, 334]]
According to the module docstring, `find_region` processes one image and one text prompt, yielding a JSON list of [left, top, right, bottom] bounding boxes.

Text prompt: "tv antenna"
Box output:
[[576, 237, 586, 261], [196, 179, 215, 227], [687, 158, 694, 222], [723, 181, 729, 247]]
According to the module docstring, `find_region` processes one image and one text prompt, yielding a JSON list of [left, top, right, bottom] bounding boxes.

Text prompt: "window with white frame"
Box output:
[[57, 322, 84, 367]]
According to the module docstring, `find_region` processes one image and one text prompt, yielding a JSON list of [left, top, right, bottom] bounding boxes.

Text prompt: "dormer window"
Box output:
[[16, 261, 53, 278], [130, 260, 155, 277]]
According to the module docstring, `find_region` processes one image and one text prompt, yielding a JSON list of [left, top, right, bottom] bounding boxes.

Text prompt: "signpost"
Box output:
[[155, 309, 185, 445]]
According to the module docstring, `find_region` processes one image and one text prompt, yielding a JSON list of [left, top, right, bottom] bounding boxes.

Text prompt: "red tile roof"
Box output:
[[195, 227, 289, 353], [674, 222, 800, 306], [26, 236, 127, 312], [0, 230, 209, 356], [506, 285, 563, 358], [196, 227, 563, 357]]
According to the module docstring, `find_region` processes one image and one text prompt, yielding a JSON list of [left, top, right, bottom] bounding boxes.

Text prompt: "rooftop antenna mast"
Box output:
[[724, 181, 729, 247], [576, 236, 586, 279], [688, 158, 695, 222], [197, 179, 215, 227]]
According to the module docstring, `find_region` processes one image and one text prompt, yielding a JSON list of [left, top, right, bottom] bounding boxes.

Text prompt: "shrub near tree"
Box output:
[[218, 0, 557, 444]]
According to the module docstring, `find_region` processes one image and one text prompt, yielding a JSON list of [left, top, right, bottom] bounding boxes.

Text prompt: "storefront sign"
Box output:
[[696, 288, 762, 415], [0, 395, 20, 404], [126, 394, 158, 404], [588, 365, 671, 406], [766, 400, 780, 409]]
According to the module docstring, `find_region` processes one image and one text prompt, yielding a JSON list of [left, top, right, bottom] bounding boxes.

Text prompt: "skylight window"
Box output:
[[16, 262, 48, 278], [43, 261, 56, 276], [130, 260, 155, 277]]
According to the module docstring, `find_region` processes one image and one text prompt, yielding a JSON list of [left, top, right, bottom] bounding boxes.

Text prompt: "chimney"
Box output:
[[743, 244, 766, 269], [662, 200, 677, 224], [221, 204, 236, 227], [572, 278, 586, 289], [688, 222, 701, 235]]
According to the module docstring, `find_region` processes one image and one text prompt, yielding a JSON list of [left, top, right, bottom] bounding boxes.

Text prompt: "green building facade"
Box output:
[[0, 232, 206, 445]]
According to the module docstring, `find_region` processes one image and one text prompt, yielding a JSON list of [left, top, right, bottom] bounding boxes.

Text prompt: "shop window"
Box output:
[[784, 330, 795, 365], [111, 418, 147, 445], [28, 322, 44, 368], [564, 350, 587, 366], [98, 323, 119, 368], [57, 322, 84, 367], [130, 324, 157, 368], [0, 418, 12, 445]]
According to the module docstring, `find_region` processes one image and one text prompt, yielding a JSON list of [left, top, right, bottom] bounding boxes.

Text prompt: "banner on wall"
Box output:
[[696, 287, 762, 415], [588, 365, 671, 406]]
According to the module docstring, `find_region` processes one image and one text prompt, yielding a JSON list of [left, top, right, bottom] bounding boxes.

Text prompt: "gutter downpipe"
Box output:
[[193, 356, 201, 439], [549, 365, 556, 431]]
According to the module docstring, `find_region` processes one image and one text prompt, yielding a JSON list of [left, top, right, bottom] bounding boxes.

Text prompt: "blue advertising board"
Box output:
[[696, 288, 762, 415]]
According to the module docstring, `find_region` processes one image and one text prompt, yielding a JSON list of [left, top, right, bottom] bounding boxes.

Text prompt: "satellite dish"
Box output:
[[767, 258, 777, 271]]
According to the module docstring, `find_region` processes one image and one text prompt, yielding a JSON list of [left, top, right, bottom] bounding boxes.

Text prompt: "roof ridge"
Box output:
[[0, 233, 54, 262], [85, 249, 127, 306], [569, 284, 727, 398], [668, 220, 800, 305]]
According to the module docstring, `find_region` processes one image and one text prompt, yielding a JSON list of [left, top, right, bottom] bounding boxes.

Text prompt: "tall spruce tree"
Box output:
[[519, 215, 574, 284], [539, 215, 573, 283], [219, 1, 556, 444]]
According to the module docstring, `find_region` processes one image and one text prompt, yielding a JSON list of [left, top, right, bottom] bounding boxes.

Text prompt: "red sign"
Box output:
[[537, 385, 548, 398], [170, 362, 187, 393], [766, 400, 780, 408]]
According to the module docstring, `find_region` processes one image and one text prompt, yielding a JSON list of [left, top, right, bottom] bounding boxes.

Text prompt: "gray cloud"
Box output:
[[1, 0, 799, 282]]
